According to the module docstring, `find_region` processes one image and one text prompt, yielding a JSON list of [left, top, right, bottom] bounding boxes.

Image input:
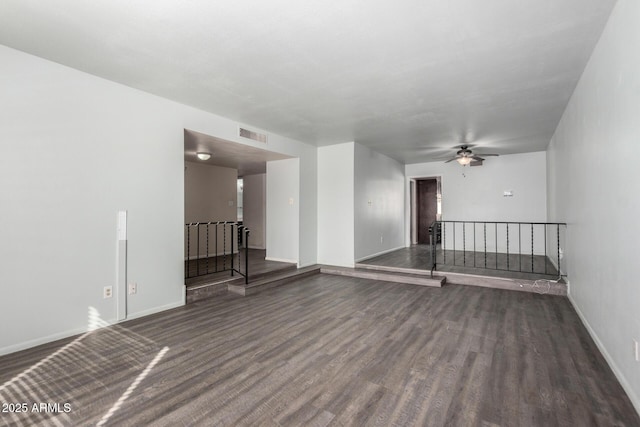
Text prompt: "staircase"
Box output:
[[186, 263, 445, 303], [187, 259, 565, 304], [187, 264, 318, 303], [228, 265, 322, 296]]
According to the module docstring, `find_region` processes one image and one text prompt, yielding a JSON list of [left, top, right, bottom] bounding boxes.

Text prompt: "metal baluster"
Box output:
[[206, 223, 210, 275], [245, 229, 250, 284], [495, 223, 498, 270], [484, 223, 487, 269], [463, 222, 466, 266], [531, 223, 534, 272], [215, 222, 219, 272], [453, 222, 456, 266], [231, 223, 235, 276], [473, 222, 476, 267], [544, 224, 548, 275], [223, 222, 226, 271], [186, 224, 191, 278], [431, 222, 437, 275], [519, 224, 522, 272], [196, 223, 200, 276], [506, 223, 509, 271], [557, 224, 561, 277], [443, 222, 446, 265]]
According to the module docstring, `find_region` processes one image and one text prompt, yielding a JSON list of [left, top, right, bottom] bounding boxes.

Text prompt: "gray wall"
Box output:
[[354, 143, 405, 261], [0, 45, 317, 355], [406, 152, 547, 222], [405, 152, 548, 252], [316, 142, 405, 265], [184, 162, 237, 257], [547, 0, 640, 412], [184, 162, 237, 223], [243, 174, 266, 249], [266, 159, 299, 264], [317, 143, 355, 267]]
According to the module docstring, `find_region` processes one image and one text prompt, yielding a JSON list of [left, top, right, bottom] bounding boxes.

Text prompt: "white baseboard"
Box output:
[[125, 300, 184, 321], [298, 261, 317, 268], [568, 293, 640, 416], [265, 256, 298, 264], [355, 245, 405, 263], [0, 325, 101, 357], [0, 299, 185, 357], [317, 260, 355, 268]]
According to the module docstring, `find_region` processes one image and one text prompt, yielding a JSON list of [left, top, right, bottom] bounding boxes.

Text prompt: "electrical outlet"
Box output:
[[103, 286, 113, 299], [380, 235, 384, 243], [128, 282, 137, 295], [634, 339, 639, 362]]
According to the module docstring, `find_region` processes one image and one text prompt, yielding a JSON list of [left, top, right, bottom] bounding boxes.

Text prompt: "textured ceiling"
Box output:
[[0, 0, 616, 163], [184, 129, 291, 176]]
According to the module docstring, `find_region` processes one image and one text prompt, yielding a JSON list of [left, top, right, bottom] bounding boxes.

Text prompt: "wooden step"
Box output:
[[186, 264, 299, 303], [321, 266, 444, 287], [443, 271, 567, 296], [355, 263, 432, 276], [228, 265, 322, 296], [186, 277, 243, 303], [357, 262, 566, 295]]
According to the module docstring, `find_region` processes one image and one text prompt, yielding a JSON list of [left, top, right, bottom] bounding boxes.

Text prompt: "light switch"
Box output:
[[288, 197, 294, 205], [503, 190, 514, 197]]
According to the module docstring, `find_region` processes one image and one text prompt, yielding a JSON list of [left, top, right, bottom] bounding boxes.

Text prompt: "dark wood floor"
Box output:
[[1, 275, 638, 426], [361, 245, 560, 280]]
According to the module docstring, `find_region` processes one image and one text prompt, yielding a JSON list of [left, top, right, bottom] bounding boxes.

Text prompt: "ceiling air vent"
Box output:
[[239, 127, 267, 143]]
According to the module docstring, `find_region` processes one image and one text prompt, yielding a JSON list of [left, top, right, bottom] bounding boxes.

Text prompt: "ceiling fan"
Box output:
[[445, 145, 499, 166]]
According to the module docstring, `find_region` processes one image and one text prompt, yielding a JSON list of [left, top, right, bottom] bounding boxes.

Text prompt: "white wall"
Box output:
[[243, 173, 266, 249], [266, 159, 299, 264], [0, 45, 317, 355], [298, 145, 318, 267], [547, 0, 640, 412], [354, 143, 405, 261], [317, 143, 355, 267], [405, 152, 548, 252]]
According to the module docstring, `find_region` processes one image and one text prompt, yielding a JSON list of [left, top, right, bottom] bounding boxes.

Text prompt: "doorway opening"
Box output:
[[410, 177, 441, 245], [183, 129, 297, 297]]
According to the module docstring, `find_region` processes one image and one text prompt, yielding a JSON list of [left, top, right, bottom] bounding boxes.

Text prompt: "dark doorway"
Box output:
[[416, 179, 438, 244]]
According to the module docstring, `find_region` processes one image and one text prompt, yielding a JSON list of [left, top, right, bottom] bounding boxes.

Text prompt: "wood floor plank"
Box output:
[[1, 274, 638, 426]]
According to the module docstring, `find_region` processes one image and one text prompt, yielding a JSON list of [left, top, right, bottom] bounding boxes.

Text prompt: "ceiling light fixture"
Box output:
[[196, 152, 211, 161], [456, 156, 472, 166]]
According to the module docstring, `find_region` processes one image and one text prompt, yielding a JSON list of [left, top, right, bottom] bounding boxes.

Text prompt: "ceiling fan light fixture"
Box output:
[[196, 152, 211, 161], [457, 156, 472, 166]]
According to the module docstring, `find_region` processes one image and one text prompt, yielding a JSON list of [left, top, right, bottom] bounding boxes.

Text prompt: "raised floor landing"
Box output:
[[358, 245, 566, 295], [360, 245, 561, 281]]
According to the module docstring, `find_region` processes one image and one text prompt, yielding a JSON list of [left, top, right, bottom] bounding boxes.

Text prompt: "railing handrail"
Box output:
[[186, 220, 245, 226], [429, 220, 566, 280], [185, 222, 250, 284], [433, 220, 567, 226]]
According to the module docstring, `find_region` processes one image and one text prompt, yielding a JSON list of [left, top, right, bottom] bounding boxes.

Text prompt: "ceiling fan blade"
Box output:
[[444, 157, 460, 163], [471, 156, 485, 161], [478, 153, 499, 157]]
